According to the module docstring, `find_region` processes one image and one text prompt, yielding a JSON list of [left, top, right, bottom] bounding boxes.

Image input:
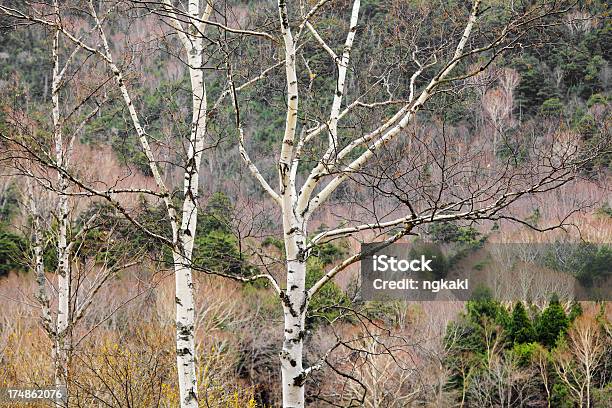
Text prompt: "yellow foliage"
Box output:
[[1, 321, 259, 408]]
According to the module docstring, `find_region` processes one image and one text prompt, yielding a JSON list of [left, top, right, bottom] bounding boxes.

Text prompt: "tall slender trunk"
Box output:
[[174, 251, 198, 408], [51, 12, 70, 392], [29, 184, 58, 398], [55, 188, 70, 390], [280, 211, 308, 407], [174, 20, 207, 406], [585, 367, 591, 408], [280, 260, 307, 407]]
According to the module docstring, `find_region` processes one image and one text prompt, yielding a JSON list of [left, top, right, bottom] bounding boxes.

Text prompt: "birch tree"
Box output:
[[2, 2, 138, 400], [75, 4, 211, 402], [223, 1, 604, 406], [25, 179, 138, 406], [0, 1, 274, 406], [553, 308, 610, 408], [2, 0, 106, 395]]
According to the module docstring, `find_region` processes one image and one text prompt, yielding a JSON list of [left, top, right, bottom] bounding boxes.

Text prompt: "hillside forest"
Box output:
[[0, 0, 610, 407]]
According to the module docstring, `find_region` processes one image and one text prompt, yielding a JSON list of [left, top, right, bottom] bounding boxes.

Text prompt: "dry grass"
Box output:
[[0, 272, 262, 408]]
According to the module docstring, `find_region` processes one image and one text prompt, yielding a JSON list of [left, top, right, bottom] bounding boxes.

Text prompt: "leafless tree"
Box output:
[[533, 344, 553, 408], [482, 68, 518, 155], [224, 1, 602, 405], [0, 1, 232, 405], [0, 2, 139, 403], [553, 307, 610, 408]]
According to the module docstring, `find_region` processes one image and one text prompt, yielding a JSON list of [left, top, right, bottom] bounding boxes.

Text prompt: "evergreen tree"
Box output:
[[509, 302, 535, 344], [512, 55, 556, 114], [536, 294, 569, 348], [568, 302, 583, 322], [0, 225, 27, 276], [193, 192, 253, 277], [194, 230, 244, 276], [199, 192, 233, 234], [304, 257, 350, 328], [466, 286, 510, 329]]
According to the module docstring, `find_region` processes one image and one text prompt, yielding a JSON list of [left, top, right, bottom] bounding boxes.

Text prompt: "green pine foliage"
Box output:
[[511, 55, 556, 114], [0, 224, 27, 276], [509, 342, 539, 367], [444, 289, 509, 390], [77, 198, 172, 259], [535, 295, 569, 348], [409, 242, 449, 279], [193, 192, 253, 277], [426, 221, 487, 268], [304, 238, 351, 327], [198, 192, 233, 234], [539, 97, 564, 117], [194, 230, 244, 276], [466, 286, 510, 328], [551, 383, 574, 408], [305, 257, 351, 328], [509, 302, 535, 344], [428, 221, 484, 246], [443, 292, 595, 406]]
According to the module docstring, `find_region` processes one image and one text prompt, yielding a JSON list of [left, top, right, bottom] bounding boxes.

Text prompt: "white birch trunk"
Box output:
[[86, 16, 204, 401], [276, 0, 309, 402], [172, 2, 209, 406], [274, 3, 482, 407], [89, 2, 211, 404], [280, 222, 308, 408], [51, 9, 70, 391], [55, 183, 70, 390], [173, 251, 198, 407], [174, 59, 206, 408], [28, 184, 57, 370]]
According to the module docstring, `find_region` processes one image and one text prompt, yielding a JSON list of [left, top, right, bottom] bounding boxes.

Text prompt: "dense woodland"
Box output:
[[0, 0, 610, 407]]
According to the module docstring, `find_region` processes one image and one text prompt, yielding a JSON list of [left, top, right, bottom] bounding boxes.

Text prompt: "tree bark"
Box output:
[[174, 252, 198, 408], [280, 249, 308, 407], [173, 64, 206, 408], [173, 3, 208, 405], [51, 6, 70, 392]]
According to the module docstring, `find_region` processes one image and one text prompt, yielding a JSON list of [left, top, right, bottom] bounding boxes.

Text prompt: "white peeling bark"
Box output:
[[276, 1, 311, 405], [173, 2, 209, 402], [305, 0, 482, 218], [50, 7, 71, 391], [173, 251, 198, 407], [278, 0, 299, 195], [27, 183, 58, 398], [28, 186, 53, 336], [273, 3, 483, 407], [296, 0, 360, 217], [280, 230, 308, 408], [55, 176, 70, 390], [88, 2, 212, 405]]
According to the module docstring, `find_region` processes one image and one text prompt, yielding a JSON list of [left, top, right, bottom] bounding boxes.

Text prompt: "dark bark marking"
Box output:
[[293, 372, 307, 386]]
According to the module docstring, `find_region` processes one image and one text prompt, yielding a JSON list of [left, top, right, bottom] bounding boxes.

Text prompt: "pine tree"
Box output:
[[199, 192, 233, 234], [509, 301, 535, 344], [536, 294, 569, 348], [193, 192, 253, 277], [0, 226, 27, 276]]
